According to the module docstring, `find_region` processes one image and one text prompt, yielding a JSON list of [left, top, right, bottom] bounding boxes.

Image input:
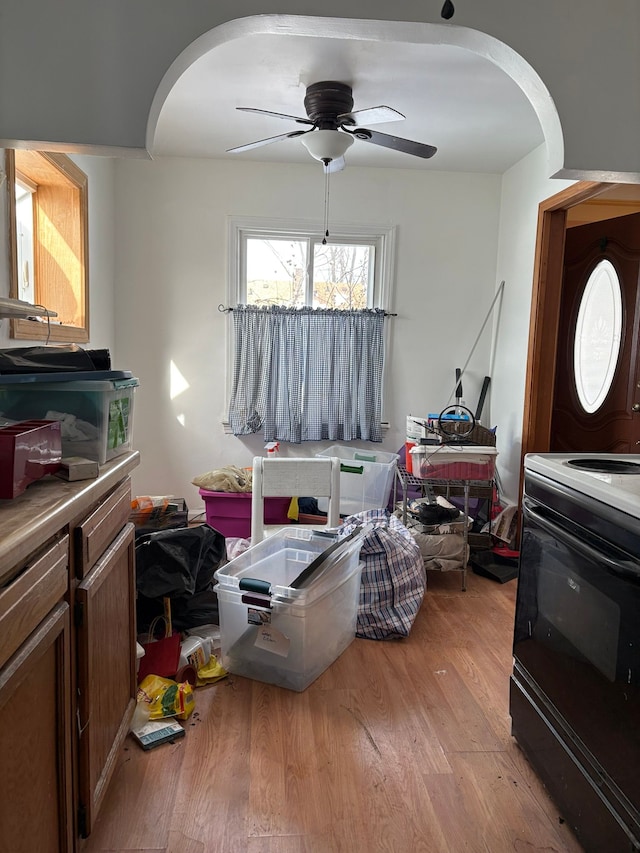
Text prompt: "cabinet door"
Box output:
[[74, 478, 131, 579], [0, 536, 69, 669], [75, 522, 136, 837], [0, 603, 73, 853]]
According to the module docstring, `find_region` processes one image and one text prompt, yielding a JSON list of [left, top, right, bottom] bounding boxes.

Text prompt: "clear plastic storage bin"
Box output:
[[214, 527, 363, 691], [410, 445, 497, 481], [315, 445, 399, 514], [0, 372, 138, 464]]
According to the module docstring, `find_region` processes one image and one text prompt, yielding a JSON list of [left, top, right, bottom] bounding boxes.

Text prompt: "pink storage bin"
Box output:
[[410, 445, 497, 481], [198, 489, 291, 538]]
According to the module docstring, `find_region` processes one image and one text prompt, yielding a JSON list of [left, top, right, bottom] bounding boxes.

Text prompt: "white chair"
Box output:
[[250, 456, 342, 545]]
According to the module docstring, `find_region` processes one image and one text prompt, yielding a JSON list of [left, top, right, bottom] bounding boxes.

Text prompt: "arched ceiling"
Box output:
[[151, 29, 545, 173]]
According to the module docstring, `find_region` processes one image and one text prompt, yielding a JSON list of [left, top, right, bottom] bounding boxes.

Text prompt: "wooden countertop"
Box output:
[[0, 451, 140, 586]]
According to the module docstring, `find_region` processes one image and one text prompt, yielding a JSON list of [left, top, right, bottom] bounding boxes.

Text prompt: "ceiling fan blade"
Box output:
[[226, 129, 310, 154], [357, 128, 437, 159], [323, 156, 346, 174], [338, 105, 405, 127], [237, 107, 314, 126]]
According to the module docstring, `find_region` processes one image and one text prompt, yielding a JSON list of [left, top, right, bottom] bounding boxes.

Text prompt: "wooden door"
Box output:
[[0, 603, 73, 853], [550, 212, 640, 452], [75, 523, 136, 837]]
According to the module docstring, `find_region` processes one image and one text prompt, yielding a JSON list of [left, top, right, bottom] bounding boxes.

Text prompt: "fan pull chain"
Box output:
[[322, 165, 330, 245]]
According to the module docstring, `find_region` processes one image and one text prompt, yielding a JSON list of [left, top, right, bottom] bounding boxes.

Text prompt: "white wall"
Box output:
[[491, 145, 574, 502], [113, 157, 502, 510], [0, 152, 117, 353], [0, 145, 584, 511]]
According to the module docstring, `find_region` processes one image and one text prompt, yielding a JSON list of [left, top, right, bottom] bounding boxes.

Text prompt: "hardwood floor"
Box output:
[[81, 569, 583, 853]]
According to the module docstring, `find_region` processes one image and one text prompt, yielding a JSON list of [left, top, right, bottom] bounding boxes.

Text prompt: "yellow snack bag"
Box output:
[[137, 674, 195, 721]]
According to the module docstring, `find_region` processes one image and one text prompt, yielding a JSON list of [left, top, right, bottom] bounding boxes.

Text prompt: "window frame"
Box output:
[[229, 216, 395, 312], [5, 149, 90, 343], [224, 216, 396, 429]]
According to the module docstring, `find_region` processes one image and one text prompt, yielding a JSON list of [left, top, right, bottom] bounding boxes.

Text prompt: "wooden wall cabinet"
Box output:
[[0, 452, 140, 852]]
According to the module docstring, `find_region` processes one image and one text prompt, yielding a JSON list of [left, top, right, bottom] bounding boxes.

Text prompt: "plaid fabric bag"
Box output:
[[339, 509, 426, 640]]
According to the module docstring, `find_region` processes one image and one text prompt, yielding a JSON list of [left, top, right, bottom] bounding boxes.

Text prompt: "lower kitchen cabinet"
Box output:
[[0, 451, 140, 852], [76, 522, 136, 836], [0, 603, 73, 853]]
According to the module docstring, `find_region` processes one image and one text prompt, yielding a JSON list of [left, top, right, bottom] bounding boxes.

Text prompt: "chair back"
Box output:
[[250, 456, 341, 545]]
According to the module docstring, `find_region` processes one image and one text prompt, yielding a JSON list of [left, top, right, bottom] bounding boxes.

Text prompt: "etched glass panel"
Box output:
[[573, 259, 622, 413]]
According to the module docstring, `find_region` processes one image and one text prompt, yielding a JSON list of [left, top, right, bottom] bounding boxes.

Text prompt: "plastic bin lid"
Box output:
[[214, 527, 363, 605], [0, 369, 134, 384], [317, 445, 399, 463]]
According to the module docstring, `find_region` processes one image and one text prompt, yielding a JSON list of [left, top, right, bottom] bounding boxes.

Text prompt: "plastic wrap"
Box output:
[[0, 345, 110, 374]]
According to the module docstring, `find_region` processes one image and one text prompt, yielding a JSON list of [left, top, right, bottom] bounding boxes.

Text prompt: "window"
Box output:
[[573, 259, 623, 414], [231, 217, 393, 311], [226, 218, 395, 442], [5, 149, 89, 342]]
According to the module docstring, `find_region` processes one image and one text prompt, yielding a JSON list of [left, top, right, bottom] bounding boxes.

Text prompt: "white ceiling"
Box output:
[[152, 31, 544, 173]]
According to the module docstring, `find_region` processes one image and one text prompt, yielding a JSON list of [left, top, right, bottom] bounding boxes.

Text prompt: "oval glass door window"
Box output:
[[573, 259, 623, 413]]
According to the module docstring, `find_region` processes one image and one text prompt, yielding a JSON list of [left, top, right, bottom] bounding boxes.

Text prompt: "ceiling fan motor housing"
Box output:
[[304, 81, 354, 129]]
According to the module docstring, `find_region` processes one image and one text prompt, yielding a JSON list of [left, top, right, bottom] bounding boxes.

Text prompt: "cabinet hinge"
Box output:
[[77, 803, 87, 838], [74, 600, 84, 628]]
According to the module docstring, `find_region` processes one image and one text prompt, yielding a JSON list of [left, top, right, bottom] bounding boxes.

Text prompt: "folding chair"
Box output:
[[250, 456, 341, 546]]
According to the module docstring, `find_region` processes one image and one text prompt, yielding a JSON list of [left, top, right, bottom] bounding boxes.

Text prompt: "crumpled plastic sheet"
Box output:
[[192, 464, 252, 492]]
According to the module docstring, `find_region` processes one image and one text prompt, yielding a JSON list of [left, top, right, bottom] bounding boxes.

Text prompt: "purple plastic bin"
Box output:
[[198, 489, 291, 539]]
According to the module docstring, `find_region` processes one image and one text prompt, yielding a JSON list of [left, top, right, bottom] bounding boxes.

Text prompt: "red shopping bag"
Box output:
[[137, 612, 181, 683]]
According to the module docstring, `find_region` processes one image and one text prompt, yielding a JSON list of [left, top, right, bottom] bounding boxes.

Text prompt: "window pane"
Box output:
[[14, 182, 35, 304], [573, 259, 623, 414], [246, 238, 307, 306], [312, 243, 371, 309]]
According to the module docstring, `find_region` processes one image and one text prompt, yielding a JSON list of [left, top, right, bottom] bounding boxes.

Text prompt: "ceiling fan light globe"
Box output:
[[301, 129, 354, 163]]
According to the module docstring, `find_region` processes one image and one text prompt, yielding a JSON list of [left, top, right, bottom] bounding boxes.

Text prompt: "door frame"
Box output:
[[522, 180, 640, 459]]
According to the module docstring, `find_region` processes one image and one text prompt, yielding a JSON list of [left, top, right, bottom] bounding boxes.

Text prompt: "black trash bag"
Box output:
[[135, 524, 225, 599], [0, 345, 111, 374], [135, 525, 226, 632]]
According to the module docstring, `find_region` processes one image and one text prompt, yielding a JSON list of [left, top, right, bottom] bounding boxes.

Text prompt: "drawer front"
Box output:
[[75, 478, 131, 578], [0, 536, 69, 669]]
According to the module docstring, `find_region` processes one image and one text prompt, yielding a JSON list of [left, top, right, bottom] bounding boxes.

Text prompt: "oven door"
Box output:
[[514, 489, 640, 812]]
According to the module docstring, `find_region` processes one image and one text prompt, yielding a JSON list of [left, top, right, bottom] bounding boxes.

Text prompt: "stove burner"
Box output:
[[566, 458, 640, 474]]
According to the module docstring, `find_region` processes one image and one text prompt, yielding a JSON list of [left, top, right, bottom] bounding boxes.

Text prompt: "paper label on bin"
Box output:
[[248, 607, 271, 626], [254, 625, 290, 657]]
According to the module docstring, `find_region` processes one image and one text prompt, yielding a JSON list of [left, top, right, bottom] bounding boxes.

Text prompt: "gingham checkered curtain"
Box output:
[[229, 305, 384, 442]]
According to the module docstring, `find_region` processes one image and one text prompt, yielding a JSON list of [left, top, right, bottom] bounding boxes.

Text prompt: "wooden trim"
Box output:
[[5, 150, 18, 309], [10, 317, 90, 342], [6, 149, 90, 343], [519, 179, 639, 503], [521, 207, 567, 457]]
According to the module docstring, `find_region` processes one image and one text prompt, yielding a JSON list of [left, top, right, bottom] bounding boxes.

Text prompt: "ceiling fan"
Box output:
[[226, 80, 437, 172]]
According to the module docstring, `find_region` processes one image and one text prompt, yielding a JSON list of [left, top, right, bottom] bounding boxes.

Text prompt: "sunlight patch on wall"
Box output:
[[170, 360, 190, 400]]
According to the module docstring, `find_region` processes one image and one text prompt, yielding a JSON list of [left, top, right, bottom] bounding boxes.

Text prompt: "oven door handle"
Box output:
[[524, 499, 640, 581]]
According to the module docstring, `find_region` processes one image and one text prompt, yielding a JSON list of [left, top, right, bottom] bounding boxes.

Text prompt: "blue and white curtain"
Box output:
[[229, 305, 385, 443]]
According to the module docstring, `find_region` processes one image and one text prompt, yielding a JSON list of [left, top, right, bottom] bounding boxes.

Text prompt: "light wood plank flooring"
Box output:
[[82, 569, 583, 853]]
